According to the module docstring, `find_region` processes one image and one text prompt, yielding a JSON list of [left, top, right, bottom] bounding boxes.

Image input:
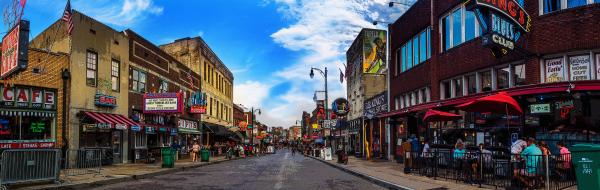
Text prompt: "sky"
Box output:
[[2, 0, 413, 128]]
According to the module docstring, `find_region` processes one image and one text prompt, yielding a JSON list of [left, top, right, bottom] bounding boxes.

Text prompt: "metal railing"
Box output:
[[0, 149, 61, 186], [63, 149, 102, 176], [405, 150, 577, 189]]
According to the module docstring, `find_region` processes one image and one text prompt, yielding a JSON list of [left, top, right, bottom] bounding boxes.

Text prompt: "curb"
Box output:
[[304, 154, 413, 190], [34, 157, 243, 190]]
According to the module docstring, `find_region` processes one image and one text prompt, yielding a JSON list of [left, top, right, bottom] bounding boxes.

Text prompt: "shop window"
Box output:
[[481, 71, 492, 92], [0, 116, 53, 141], [497, 67, 510, 90], [543, 0, 562, 13], [159, 80, 168, 93], [466, 75, 477, 94], [513, 64, 527, 86], [132, 69, 146, 93], [454, 78, 463, 97], [86, 51, 97, 87], [111, 60, 120, 91], [134, 133, 147, 148], [442, 81, 451, 99], [421, 89, 427, 103], [404, 94, 410, 107]]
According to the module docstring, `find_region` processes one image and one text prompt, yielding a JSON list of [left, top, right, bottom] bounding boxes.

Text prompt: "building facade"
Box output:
[[124, 30, 202, 163], [383, 0, 600, 159], [160, 37, 234, 132], [0, 48, 68, 150], [31, 11, 135, 164]]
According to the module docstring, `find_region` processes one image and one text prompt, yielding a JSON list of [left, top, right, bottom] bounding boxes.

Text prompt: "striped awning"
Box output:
[[82, 111, 139, 129], [0, 110, 56, 117]]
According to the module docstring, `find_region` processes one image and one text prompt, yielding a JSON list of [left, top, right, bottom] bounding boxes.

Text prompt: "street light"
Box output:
[[251, 107, 261, 146], [310, 67, 330, 149]]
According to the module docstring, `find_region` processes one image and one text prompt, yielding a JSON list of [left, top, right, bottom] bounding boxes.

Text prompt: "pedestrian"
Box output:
[[515, 138, 543, 188], [555, 141, 571, 177], [292, 146, 296, 156], [192, 141, 201, 162]]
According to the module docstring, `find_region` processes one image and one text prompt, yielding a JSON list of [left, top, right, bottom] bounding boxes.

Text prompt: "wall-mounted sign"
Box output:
[[569, 55, 591, 81], [115, 124, 127, 130], [545, 58, 565, 83], [332, 98, 350, 116], [131, 125, 141, 132], [530, 103, 551, 114], [190, 105, 206, 114], [94, 93, 117, 108], [170, 128, 178, 136], [364, 92, 388, 119], [0, 142, 54, 149], [0, 85, 56, 110], [177, 119, 199, 133], [188, 91, 206, 114], [143, 93, 183, 114], [465, 0, 531, 57], [1, 20, 29, 79]]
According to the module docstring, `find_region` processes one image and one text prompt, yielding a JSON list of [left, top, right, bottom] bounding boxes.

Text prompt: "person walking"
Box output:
[[191, 141, 201, 162], [292, 146, 296, 156]]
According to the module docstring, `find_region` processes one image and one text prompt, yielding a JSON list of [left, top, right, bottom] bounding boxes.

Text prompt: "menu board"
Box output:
[[545, 58, 565, 83], [569, 55, 591, 81]]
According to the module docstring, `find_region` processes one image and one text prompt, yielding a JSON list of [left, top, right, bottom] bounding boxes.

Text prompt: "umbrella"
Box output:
[[423, 109, 462, 122], [456, 92, 523, 115]]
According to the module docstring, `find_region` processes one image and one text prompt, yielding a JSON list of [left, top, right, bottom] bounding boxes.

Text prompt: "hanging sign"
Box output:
[[465, 0, 531, 57], [569, 55, 591, 81], [143, 93, 183, 114], [94, 93, 117, 108], [1, 20, 29, 79], [332, 98, 350, 116], [188, 91, 206, 114], [545, 58, 565, 83]]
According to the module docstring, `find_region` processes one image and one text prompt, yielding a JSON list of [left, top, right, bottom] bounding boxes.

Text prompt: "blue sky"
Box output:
[[2, 0, 411, 127]]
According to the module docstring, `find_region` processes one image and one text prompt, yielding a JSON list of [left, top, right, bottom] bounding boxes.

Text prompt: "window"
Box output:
[[407, 40, 413, 69], [419, 31, 427, 63], [0, 116, 53, 141], [427, 27, 431, 59], [513, 64, 527, 86], [134, 133, 147, 148], [481, 71, 492, 92], [441, 6, 481, 51], [568, 0, 588, 8], [467, 74, 477, 94], [132, 69, 146, 93], [401, 45, 407, 72], [395, 49, 401, 75], [159, 80, 168, 93], [111, 60, 120, 91], [543, 0, 561, 13], [404, 94, 410, 107], [413, 37, 419, 66], [421, 89, 427, 103], [86, 51, 97, 86], [454, 78, 463, 97], [442, 81, 451, 99], [497, 67, 510, 89]]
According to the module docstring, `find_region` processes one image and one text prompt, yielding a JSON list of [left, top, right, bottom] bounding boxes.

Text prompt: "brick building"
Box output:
[[380, 0, 600, 159], [123, 30, 202, 162], [0, 48, 68, 149]]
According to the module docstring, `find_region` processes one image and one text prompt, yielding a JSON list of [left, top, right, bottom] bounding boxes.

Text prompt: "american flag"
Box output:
[[62, 0, 74, 35], [187, 71, 193, 83]]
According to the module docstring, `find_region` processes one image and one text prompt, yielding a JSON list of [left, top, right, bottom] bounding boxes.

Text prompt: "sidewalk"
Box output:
[[308, 155, 486, 190], [14, 156, 240, 190]]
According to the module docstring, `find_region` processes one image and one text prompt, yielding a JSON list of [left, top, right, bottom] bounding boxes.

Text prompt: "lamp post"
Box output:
[[250, 107, 261, 146], [310, 67, 329, 148]]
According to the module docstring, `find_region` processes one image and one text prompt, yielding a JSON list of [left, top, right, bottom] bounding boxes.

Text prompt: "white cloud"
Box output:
[[233, 81, 272, 109], [254, 0, 411, 128], [76, 0, 163, 27]]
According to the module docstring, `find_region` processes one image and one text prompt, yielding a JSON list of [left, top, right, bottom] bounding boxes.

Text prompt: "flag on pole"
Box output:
[[339, 68, 344, 83], [20, 0, 26, 8], [62, 0, 74, 35]]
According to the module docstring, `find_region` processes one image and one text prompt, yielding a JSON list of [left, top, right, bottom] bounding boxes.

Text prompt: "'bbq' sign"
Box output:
[[1, 20, 29, 79], [465, 0, 531, 57], [94, 93, 117, 108]]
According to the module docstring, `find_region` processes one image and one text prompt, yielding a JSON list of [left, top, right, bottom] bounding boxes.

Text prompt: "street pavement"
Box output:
[[90, 149, 385, 190]]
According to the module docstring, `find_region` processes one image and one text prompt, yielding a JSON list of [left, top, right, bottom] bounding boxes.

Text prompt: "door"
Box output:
[[112, 130, 123, 164]]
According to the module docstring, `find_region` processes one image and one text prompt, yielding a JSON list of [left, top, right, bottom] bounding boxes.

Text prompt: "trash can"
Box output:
[[201, 149, 210, 162], [161, 147, 175, 168], [570, 144, 600, 190]]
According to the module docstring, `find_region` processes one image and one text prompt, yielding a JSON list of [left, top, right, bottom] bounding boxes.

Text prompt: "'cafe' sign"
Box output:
[[465, 0, 531, 57], [1, 85, 56, 110]]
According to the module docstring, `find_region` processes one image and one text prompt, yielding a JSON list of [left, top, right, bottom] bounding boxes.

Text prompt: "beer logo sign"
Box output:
[[332, 98, 350, 116]]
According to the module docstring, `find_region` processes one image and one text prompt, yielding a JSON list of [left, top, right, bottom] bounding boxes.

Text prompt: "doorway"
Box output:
[[112, 130, 123, 164]]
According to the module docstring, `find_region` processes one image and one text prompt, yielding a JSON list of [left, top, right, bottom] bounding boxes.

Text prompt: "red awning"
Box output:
[[456, 92, 523, 115], [423, 109, 462, 122], [82, 111, 140, 129]]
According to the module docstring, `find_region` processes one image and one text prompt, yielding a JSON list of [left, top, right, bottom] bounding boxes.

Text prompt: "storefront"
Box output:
[[78, 111, 136, 165], [177, 118, 200, 158], [363, 92, 388, 159], [0, 85, 57, 149]]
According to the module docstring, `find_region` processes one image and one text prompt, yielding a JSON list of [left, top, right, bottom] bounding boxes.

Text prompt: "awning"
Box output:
[[204, 124, 231, 137], [81, 111, 139, 129], [456, 92, 523, 115]]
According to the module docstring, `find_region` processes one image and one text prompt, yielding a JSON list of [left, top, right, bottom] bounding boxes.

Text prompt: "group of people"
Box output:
[[511, 137, 572, 187]]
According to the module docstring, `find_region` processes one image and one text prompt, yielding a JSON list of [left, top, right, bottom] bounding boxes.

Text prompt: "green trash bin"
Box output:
[[201, 149, 210, 162], [570, 144, 600, 190], [161, 147, 175, 168]]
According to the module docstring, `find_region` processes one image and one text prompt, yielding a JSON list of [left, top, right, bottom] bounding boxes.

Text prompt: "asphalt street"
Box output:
[[90, 149, 385, 190]]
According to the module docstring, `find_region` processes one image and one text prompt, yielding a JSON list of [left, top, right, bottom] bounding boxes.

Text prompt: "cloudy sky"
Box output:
[[3, 0, 413, 128]]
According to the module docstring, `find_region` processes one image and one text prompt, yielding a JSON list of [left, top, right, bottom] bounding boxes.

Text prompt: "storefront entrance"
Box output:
[[112, 131, 123, 164]]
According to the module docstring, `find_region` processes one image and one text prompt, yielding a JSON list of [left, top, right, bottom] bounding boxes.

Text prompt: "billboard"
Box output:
[[364, 91, 388, 119], [362, 29, 387, 74], [1, 20, 29, 79], [143, 93, 183, 114]]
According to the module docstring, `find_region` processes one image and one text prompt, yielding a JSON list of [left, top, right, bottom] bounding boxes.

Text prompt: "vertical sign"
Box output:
[[545, 58, 565, 83], [1, 20, 29, 79], [569, 55, 591, 81], [596, 54, 600, 80]]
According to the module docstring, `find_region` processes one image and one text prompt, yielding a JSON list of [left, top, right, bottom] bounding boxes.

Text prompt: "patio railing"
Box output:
[[404, 150, 576, 189]]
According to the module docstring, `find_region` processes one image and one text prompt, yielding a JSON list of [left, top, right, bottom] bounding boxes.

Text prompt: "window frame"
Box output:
[[540, 0, 597, 15], [111, 59, 120, 92], [440, 5, 482, 52], [86, 50, 98, 87]]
